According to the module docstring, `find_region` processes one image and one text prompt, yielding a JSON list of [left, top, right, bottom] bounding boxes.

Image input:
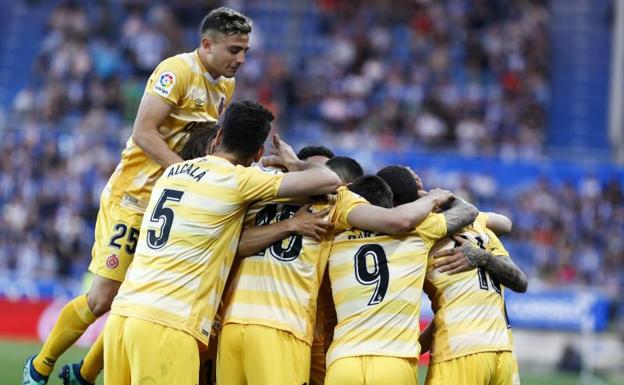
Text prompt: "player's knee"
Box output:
[[87, 278, 121, 316], [87, 291, 114, 316]]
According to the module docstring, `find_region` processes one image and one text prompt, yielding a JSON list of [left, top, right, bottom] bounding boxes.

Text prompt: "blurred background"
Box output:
[[0, 0, 623, 384]]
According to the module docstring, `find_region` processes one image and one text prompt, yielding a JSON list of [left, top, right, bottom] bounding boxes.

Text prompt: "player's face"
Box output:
[[204, 33, 250, 78]]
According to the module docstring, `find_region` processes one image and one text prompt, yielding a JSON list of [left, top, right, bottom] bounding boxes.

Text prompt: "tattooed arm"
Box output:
[[442, 197, 479, 236], [433, 236, 528, 293]]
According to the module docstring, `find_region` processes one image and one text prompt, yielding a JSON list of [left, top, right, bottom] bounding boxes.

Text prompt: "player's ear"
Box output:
[[253, 145, 265, 163], [201, 36, 213, 52], [213, 127, 224, 147]]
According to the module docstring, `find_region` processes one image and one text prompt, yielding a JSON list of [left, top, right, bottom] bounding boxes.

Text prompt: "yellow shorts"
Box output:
[[103, 314, 200, 385], [89, 198, 143, 282], [425, 351, 519, 385], [217, 324, 311, 385], [325, 355, 418, 385]]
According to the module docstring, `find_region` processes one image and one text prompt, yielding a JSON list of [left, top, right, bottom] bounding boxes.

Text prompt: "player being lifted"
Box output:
[[23, 7, 252, 385], [376, 165, 527, 385], [217, 145, 455, 385], [103, 100, 342, 385], [323, 175, 479, 385]]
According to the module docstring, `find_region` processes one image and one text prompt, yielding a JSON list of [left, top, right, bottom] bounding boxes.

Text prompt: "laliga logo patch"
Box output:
[[154, 71, 176, 96], [106, 254, 120, 269]]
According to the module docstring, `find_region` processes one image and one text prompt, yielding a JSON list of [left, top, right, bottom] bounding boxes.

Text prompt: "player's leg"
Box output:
[[123, 317, 200, 385], [364, 356, 419, 385], [80, 333, 104, 382], [26, 292, 97, 382], [216, 324, 247, 385], [58, 199, 143, 384], [243, 324, 311, 385], [325, 357, 364, 385], [103, 314, 131, 385], [56, 274, 121, 385]]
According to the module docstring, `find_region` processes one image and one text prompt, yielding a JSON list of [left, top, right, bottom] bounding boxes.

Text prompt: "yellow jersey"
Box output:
[[222, 186, 368, 345], [326, 213, 447, 367], [424, 214, 513, 363], [103, 50, 235, 212], [110, 156, 282, 347]]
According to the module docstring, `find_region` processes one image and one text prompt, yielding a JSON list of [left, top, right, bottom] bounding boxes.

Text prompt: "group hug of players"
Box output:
[[22, 7, 528, 385]]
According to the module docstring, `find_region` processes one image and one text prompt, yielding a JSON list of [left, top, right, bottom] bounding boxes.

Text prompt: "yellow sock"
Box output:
[[80, 333, 104, 383], [33, 294, 97, 376]]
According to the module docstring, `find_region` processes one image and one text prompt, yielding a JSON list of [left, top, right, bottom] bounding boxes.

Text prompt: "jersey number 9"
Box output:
[[354, 244, 389, 306]]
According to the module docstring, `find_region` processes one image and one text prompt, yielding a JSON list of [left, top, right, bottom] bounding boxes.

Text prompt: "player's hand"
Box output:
[[264, 134, 301, 171], [426, 188, 453, 207], [432, 236, 476, 274], [288, 204, 333, 241]]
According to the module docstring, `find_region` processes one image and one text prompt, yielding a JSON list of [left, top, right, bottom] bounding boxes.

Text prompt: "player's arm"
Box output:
[[236, 205, 332, 257], [433, 235, 528, 293], [441, 196, 480, 236], [485, 212, 513, 235], [346, 189, 454, 235], [264, 135, 341, 197], [131, 93, 184, 167], [418, 321, 435, 354]]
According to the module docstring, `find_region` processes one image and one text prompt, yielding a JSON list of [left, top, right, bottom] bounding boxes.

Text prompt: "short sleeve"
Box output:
[[236, 166, 283, 203], [414, 213, 447, 246], [331, 187, 368, 232], [475, 212, 488, 229], [145, 57, 188, 106], [484, 228, 510, 257]]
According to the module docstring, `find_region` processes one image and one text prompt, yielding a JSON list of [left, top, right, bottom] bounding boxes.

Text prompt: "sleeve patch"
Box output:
[[153, 71, 176, 97]]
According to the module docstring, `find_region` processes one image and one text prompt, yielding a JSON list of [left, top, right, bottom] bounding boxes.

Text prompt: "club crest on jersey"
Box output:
[[218, 96, 225, 114], [106, 254, 119, 269], [194, 96, 205, 106], [154, 71, 176, 97]]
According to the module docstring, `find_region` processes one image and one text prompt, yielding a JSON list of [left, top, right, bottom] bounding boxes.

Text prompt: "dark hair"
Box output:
[[377, 165, 419, 207], [200, 7, 252, 37], [179, 121, 219, 160], [326, 156, 363, 184], [296, 145, 335, 161], [221, 100, 274, 158], [348, 175, 394, 209]]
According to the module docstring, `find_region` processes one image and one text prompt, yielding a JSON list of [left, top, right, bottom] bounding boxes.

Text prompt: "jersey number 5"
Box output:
[[354, 244, 389, 306], [147, 189, 184, 250]]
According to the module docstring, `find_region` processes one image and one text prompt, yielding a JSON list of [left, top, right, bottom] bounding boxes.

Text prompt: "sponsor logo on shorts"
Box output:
[[153, 71, 175, 97], [106, 254, 119, 269]]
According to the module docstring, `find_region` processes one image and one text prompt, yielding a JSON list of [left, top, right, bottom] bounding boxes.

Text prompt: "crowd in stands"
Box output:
[[287, 0, 550, 159], [0, 0, 621, 304]]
